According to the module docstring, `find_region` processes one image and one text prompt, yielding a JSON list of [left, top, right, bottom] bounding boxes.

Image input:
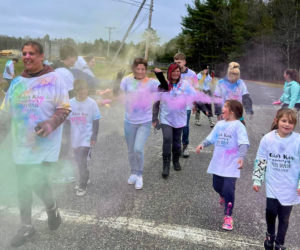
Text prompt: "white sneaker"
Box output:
[[127, 174, 137, 185], [183, 147, 190, 158], [76, 188, 87, 196], [135, 176, 143, 190], [74, 179, 91, 190]]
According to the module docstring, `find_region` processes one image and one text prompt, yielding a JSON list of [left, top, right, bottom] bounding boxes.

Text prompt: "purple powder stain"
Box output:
[[225, 147, 238, 156]]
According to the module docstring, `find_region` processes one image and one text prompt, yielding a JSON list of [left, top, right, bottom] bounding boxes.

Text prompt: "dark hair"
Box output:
[[22, 41, 44, 54], [12, 58, 19, 63], [174, 52, 186, 60], [59, 45, 78, 60], [84, 54, 94, 63], [285, 69, 299, 82], [73, 79, 88, 90], [225, 100, 245, 125], [131, 57, 148, 70], [270, 108, 297, 131]]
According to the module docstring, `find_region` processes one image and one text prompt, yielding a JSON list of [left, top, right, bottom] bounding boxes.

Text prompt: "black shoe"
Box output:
[[173, 162, 181, 171], [10, 225, 35, 247], [162, 155, 170, 178], [275, 243, 286, 250], [47, 204, 62, 230], [173, 152, 181, 171], [264, 232, 275, 250]]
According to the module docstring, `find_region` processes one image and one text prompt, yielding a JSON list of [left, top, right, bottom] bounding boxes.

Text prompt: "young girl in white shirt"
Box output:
[[253, 108, 300, 250], [196, 100, 249, 231]]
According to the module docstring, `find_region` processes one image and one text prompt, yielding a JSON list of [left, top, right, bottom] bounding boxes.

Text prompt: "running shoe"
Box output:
[[135, 176, 143, 190], [127, 174, 137, 185], [222, 216, 233, 230], [10, 225, 35, 247]]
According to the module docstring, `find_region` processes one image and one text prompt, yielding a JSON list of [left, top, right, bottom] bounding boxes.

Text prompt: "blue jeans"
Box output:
[[124, 121, 151, 176], [182, 110, 191, 146]]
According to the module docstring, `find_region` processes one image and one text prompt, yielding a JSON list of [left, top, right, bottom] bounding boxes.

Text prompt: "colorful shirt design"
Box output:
[[205, 120, 249, 178], [2, 72, 71, 164], [197, 73, 212, 91], [181, 68, 198, 110], [214, 78, 249, 105], [68, 97, 101, 148], [159, 79, 196, 128], [120, 76, 159, 124]]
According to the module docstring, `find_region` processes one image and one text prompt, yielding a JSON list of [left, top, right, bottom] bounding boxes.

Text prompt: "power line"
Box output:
[[111, 0, 151, 10], [130, 11, 149, 35]]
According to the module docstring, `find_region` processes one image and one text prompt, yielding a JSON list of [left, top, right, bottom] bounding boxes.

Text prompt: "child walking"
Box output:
[[68, 79, 101, 196], [253, 108, 300, 250], [196, 100, 249, 230]]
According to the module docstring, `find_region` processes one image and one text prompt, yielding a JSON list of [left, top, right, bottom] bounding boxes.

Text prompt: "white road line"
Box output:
[[0, 206, 263, 249]]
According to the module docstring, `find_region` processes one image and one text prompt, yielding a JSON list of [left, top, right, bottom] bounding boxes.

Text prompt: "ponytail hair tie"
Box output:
[[239, 116, 244, 121]]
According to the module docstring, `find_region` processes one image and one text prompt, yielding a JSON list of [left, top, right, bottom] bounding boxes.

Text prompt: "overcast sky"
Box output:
[[1, 0, 195, 44]]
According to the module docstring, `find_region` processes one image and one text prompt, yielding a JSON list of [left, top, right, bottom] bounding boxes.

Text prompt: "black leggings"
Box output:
[[266, 198, 293, 245], [16, 163, 55, 225], [161, 124, 183, 156], [212, 174, 237, 216]]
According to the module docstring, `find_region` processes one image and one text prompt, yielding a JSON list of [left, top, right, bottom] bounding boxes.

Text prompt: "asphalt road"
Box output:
[[0, 80, 299, 250]]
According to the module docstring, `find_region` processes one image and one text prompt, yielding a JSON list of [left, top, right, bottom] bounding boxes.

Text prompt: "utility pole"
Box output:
[[144, 0, 154, 61], [105, 26, 115, 59], [111, 0, 147, 65]]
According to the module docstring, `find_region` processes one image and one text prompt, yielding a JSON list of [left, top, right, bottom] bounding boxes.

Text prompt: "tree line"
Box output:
[[157, 0, 300, 82], [0, 0, 299, 82]]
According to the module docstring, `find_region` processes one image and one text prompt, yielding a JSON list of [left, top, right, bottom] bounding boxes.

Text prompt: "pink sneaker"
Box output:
[[272, 100, 281, 105], [222, 216, 233, 230], [219, 196, 225, 207]]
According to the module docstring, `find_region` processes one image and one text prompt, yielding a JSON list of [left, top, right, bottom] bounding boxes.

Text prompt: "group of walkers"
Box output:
[[0, 41, 299, 250], [120, 54, 299, 250]]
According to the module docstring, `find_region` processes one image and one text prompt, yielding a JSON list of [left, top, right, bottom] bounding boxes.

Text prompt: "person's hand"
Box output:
[[153, 68, 162, 73], [237, 158, 244, 169], [152, 121, 157, 128], [35, 121, 53, 137], [90, 140, 96, 147], [253, 185, 260, 192], [196, 144, 203, 153], [206, 111, 209, 116], [297, 188, 300, 196], [96, 88, 112, 95]]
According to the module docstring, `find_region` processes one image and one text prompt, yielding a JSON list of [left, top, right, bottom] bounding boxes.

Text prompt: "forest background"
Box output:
[[0, 0, 300, 82]]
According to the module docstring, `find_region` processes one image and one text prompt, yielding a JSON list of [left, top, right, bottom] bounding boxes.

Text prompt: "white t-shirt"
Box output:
[[159, 79, 196, 128], [197, 73, 212, 91], [2, 71, 71, 164], [120, 76, 159, 124], [181, 68, 198, 110], [206, 120, 249, 178], [73, 56, 87, 71], [55, 67, 74, 91], [256, 130, 300, 205], [3, 60, 14, 79], [68, 97, 101, 148]]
